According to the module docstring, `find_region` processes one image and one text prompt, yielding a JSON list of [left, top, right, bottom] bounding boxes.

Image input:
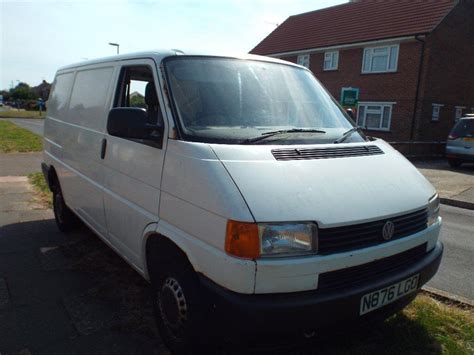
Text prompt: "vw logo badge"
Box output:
[[382, 221, 395, 241]]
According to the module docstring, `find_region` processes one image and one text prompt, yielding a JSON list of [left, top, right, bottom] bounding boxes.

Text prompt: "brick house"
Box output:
[[250, 0, 474, 156]]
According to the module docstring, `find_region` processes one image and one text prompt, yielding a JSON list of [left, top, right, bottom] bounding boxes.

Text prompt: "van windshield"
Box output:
[[164, 56, 366, 145]]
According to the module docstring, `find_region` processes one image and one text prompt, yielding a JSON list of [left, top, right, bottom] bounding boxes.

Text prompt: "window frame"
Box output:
[[361, 44, 399, 74], [323, 51, 339, 71], [297, 54, 310, 69], [114, 65, 155, 108], [357, 101, 394, 132], [112, 64, 165, 148], [431, 103, 443, 121]]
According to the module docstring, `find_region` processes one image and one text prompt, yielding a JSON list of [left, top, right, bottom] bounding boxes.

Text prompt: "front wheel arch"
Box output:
[[145, 234, 196, 282]]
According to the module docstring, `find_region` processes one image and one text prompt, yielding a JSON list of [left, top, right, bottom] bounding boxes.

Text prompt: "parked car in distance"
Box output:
[[42, 51, 443, 352], [446, 114, 474, 167]]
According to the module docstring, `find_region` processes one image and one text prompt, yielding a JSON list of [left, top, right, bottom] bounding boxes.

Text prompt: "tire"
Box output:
[[52, 186, 79, 233], [448, 158, 462, 168], [150, 252, 206, 354]]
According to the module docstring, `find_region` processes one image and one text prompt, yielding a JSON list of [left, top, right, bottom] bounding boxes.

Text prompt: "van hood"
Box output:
[[211, 140, 436, 227]]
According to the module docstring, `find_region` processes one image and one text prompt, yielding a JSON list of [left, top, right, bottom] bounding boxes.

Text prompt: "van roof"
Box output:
[[57, 49, 301, 72]]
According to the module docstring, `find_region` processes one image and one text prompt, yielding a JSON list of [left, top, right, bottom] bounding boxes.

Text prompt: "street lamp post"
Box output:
[[109, 42, 120, 54]]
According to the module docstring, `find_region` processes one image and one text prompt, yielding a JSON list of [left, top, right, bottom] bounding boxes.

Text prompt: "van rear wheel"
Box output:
[[150, 251, 206, 353], [52, 187, 79, 233]]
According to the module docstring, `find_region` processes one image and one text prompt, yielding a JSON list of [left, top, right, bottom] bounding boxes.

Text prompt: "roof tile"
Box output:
[[251, 0, 456, 55]]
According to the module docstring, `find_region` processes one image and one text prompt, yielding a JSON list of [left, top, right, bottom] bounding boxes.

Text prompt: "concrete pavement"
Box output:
[[0, 177, 167, 353], [0, 152, 42, 176], [416, 160, 474, 210]]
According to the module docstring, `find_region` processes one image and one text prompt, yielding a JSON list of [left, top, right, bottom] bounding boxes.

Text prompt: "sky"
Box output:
[[0, 0, 347, 90]]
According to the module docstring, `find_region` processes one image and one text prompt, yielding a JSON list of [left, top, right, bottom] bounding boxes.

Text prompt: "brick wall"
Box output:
[[280, 40, 423, 142], [416, 1, 474, 141]]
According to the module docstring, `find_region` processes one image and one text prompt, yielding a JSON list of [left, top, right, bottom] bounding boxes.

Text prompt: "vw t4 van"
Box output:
[[42, 51, 443, 351]]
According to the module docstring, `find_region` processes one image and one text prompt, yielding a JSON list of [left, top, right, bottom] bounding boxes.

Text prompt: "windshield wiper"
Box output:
[[334, 127, 361, 144], [243, 128, 326, 144]]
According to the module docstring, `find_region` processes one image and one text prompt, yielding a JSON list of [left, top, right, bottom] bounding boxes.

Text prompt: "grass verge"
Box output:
[[312, 294, 473, 354], [0, 120, 43, 152], [0, 110, 45, 118], [403, 294, 474, 354], [28, 172, 52, 208]]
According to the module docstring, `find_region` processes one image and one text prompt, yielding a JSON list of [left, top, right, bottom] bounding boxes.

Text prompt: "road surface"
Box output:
[[427, 204, 474, 300], [5, 118, 44, 135]]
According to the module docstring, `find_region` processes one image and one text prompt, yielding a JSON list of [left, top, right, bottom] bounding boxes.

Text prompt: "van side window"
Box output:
[[48, 72, 74, 119], [115, 66, 163, 126], [69, 67, 114, 130]]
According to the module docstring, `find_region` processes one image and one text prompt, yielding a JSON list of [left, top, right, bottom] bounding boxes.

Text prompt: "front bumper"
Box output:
[[199, 241, 443, 335], [446, 146, 474, 161]]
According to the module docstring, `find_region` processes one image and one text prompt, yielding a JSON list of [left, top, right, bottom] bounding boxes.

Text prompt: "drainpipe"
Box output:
[[410, 35, 426, 144]]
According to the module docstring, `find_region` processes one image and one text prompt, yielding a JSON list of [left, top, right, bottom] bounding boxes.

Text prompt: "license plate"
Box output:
[[360, 274, 419, 315], [464, 137, 474, 142]]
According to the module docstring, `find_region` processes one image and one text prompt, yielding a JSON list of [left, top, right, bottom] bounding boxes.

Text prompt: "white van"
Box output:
[[42, 51, 443, 351]]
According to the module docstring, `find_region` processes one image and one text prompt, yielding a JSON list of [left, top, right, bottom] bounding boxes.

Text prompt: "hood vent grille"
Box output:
[[272, 145, 384, 161]]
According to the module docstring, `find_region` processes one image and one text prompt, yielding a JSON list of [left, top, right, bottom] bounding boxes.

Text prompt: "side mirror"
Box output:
[[107, 107, 161, 140]]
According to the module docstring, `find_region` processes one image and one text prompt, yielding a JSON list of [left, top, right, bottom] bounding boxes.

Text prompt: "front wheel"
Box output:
[[151, 256, 207, 353], [52, 187, 79, 233]]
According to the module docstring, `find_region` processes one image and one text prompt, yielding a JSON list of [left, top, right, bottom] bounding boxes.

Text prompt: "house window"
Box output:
[[432, 104, 443, 121], [455, 106, 466, 120], [357, 102, 394, 131], [297, 54, 310, 68], [324, 51, 339, 71], [362, 45, 399, 73]]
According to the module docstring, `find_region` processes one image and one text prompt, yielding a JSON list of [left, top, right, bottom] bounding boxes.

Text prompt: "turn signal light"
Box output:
[[225, 220, 260, 259]]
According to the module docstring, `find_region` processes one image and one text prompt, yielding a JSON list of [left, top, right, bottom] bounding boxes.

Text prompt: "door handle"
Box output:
[[100, 138, 107, 159]]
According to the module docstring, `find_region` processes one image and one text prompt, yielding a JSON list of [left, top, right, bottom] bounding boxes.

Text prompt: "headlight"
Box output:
[[225, 220, 318, 258], [427, 194, 440, 226], [259, 223, 317, 257]]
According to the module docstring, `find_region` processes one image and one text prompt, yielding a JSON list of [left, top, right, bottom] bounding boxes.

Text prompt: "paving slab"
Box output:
[[0, 153, 43, 176]]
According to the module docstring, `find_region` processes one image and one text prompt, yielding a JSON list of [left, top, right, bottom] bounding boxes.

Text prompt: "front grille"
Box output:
[[318, 243, 427, 291], [318, 208, 428, 254], [271, 145, 383, 161]]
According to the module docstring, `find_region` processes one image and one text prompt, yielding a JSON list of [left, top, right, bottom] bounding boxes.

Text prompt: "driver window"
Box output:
[[115, 66, 164, 126]]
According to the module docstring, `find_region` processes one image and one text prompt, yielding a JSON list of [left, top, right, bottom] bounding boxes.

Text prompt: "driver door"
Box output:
[[102, 59, 167, 269]]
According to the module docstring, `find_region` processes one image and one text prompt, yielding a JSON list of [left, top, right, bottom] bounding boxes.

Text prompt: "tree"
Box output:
[[9, 82, 36, 101], [0, 90, 10, 101]]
